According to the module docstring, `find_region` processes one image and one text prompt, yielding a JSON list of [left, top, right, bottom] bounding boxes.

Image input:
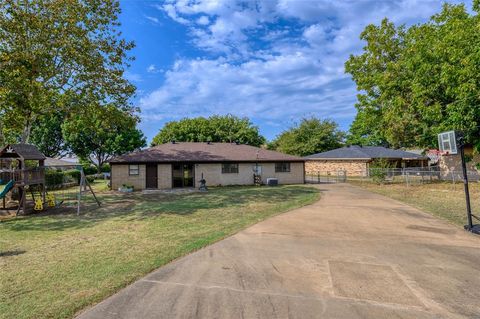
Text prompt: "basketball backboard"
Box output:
[[438, 131, 458, 155]]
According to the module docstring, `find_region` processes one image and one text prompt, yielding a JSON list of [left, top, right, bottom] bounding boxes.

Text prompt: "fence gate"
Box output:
[[305, 170, 347, 184]]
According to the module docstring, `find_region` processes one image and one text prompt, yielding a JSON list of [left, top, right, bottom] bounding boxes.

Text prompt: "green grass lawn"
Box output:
[[0, 184, 319, 319], [351, 180, 480, 227]]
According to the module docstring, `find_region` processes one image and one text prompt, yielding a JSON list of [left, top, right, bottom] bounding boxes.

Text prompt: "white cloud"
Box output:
[[146, 64, 162, 73], [303, 24, 327, 47], [125, 71, 143, 83], [196, 15, 210, 25], [162, 3, 190, 25], [145, 15, 159, 24], [140, 54, 356, 122], [144, 0, 469, 127]]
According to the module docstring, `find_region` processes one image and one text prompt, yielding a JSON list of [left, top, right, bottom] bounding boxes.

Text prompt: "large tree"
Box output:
[[268, 118, 345, 156], [62, 104, 146, 173], [29, 110, 67, 157], [346, 1, 480, 149], [0, 0, 135, 143], [151, 115, 266, 147]]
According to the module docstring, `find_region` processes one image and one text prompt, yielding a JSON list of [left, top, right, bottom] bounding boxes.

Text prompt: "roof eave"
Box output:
[[110, 159, 305, 164], [304, 157, 371, 161]]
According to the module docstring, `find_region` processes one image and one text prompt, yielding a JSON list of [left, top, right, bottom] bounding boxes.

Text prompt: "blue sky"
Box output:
[[118, 0, 469, 144]]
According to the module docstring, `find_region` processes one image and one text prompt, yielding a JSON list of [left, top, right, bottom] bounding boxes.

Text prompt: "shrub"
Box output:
[[101, 164, 110, 173], [369, 158, 392, 184], [83, 165, 97, 175], [65, 170, 81, 184], [45, 170, 64, 187]]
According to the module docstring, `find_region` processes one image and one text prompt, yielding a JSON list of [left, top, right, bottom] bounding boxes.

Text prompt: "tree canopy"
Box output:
[[29, 110, 67, 158], [62, 104, 146, 173], [346, 2, 480, 149], [0, 0, 136, 143], [268, 118, 345, 156], [151, 115, 266, 147]]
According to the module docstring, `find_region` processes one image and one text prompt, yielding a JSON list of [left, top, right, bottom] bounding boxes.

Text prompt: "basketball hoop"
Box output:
[[438, 130, 479, 235], [437, 131, 458, 155]]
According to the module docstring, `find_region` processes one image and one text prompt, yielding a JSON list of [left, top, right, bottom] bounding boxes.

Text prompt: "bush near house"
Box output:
[[369, 158, 393, 184], [44, 170, 65, 187]]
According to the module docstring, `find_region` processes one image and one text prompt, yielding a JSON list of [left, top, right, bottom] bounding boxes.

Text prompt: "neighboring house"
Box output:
[[109, 142, 305, 190], [58, 154, 80, 164], [304, 145, 428, 176], [45, 157, 78, 167]]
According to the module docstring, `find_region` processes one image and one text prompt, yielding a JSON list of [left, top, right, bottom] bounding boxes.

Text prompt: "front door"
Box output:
[[146, 164, 158, 189], [172, 163, 195, 188]]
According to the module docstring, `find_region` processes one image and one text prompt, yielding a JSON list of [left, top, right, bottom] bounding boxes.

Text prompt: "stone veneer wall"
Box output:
[[305, 160, 369, 177], [438, 154, 480, 179]]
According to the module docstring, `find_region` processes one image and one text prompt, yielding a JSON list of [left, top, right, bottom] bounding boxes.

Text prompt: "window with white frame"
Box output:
[[129, 164, 140, 175]]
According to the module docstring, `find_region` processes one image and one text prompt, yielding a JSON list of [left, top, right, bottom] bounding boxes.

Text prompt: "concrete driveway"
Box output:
[[77, 184, 480, 319]]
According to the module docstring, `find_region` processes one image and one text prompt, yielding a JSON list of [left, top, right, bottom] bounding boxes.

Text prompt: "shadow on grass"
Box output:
[[0, 249, 26, 257], [0, 186, 318, 232]]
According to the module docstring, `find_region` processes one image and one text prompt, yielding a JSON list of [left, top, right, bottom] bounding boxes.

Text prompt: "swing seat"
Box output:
[[33, 198, 44, 211], [46, 193, 56, 208]]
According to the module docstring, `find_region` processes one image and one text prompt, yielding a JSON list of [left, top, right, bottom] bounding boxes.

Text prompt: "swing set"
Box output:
[[0, 144, 100, 216]]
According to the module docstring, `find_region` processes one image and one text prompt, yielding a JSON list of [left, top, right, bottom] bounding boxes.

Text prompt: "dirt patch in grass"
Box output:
[[0, 185, 319, 319]]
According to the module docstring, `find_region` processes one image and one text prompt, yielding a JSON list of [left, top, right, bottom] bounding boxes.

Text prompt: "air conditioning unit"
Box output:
[[266, 178, 278, 186]]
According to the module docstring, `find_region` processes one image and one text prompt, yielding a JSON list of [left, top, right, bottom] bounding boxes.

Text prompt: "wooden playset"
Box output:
[[0, 144, 99, 215]]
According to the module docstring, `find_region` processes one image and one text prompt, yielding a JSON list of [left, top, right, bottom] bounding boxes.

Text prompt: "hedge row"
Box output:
[[45, 169, 83, 187]]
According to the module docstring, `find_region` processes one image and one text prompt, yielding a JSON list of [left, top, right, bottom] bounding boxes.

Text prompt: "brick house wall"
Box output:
[[195, 163, 254, 186], [157, 164, 172, 189], [195, 162, 304, 187], [261, 162, 305, 185], [111, 164, 146, 190], [112, 162, 305, 190]]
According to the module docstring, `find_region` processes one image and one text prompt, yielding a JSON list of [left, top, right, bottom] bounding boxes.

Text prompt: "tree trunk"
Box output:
[[96, 154, 103, 174], [0, 120, 5, 146], [21, 120, 32, 144]]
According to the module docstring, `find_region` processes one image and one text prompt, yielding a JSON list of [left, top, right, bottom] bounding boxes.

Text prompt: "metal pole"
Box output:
[[77, 169, 84, 216], [452, 171, 455, 191], [459, 144, 474, 230]]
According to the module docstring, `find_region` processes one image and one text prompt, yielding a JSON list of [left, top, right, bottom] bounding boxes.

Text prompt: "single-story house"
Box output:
[[109, 142, 305, 190], [45, 157, 77, 167], [304, 145, 428, 176]]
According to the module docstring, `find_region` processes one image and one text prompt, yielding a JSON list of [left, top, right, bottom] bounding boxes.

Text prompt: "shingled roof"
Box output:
[[304, 146, 427, 160], [0, 144, 46, 160], [110, 142, 304, 163]]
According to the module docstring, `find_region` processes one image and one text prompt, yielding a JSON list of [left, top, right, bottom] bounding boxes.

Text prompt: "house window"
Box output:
[[129, 164, 140, 175], [222, 163, 239, 174], [275, 162, 291, 173]]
